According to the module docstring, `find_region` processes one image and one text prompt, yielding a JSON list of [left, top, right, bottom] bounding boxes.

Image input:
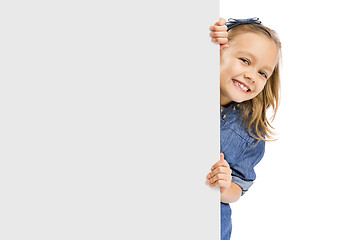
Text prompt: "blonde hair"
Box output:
[[228, 24, 282, 141]]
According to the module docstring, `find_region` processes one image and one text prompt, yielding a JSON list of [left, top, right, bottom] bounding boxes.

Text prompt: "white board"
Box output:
[[221, 1, 360, 240]]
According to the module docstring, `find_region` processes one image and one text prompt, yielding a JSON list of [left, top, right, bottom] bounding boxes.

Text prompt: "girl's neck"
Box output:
[[221, 102, 233, 109]]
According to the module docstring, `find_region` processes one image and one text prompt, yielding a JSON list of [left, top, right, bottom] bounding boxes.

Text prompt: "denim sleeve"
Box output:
[[231, 140, 265, 195], [231, 176, 253, 196]]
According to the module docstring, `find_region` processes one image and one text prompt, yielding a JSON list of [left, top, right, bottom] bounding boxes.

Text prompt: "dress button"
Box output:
[[222, 114, 227, 119]]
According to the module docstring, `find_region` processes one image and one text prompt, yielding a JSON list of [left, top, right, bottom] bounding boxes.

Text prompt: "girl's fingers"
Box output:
[[208, 173, 231, 185], [211, 38, 228, 45], [215, 18, 227, 26], [209, 178, 229, 188], [209, 25, 227, 32], [210, 31, 228, 38], [213, 180, 226, 188], [211, 158, 230, 171], [210, 166, 231, 177], [207, 153, 231, 186]]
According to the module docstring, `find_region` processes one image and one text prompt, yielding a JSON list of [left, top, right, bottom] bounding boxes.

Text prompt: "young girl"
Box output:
[[206, 18, 281, 240]]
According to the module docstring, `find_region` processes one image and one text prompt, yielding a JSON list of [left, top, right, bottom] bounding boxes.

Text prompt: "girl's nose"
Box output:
[[244, 71, 256, 84]]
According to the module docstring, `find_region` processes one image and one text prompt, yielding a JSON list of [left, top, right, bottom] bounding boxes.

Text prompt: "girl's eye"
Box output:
[[240, 58, 250, 65], [259, 71, 268, 79]]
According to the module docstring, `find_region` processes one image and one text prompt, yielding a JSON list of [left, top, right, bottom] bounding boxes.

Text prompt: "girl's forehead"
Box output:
[[230, 32, 279, 65], [230, 32, 277, 49]]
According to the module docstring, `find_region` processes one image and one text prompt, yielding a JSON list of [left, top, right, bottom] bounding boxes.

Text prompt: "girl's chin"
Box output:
[[231, 93, 250, 103]]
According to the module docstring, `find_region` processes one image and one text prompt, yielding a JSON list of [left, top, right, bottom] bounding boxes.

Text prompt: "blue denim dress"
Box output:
[[220, 102, 265, 240]]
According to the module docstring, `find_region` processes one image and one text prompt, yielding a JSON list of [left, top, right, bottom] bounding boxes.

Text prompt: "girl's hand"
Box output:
[[206, 153, 232, 193], [209, 18, 229, 50]]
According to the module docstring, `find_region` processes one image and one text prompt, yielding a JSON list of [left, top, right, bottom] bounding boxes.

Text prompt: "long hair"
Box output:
[[228, 24, 282, 141]]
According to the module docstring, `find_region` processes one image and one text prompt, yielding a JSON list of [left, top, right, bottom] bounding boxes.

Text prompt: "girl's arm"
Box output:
[[206, 153, 242, 203]]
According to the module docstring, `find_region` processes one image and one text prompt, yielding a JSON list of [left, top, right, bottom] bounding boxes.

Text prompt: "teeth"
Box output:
[[234, 81, 249, 91]]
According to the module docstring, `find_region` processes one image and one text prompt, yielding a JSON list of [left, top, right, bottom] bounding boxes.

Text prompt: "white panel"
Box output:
[[0, 1, 220, 239], [221, 1, 360, 240]]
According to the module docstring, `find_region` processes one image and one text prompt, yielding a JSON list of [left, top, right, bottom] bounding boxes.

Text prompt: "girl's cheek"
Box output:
[[254, 84, 266, 95]]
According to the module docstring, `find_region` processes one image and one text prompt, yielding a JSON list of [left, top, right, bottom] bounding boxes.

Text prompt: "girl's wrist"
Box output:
[[220, 182, 242, 203]]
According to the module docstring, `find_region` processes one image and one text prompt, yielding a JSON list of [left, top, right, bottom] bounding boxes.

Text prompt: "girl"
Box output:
[[206, 18, 281, 240]]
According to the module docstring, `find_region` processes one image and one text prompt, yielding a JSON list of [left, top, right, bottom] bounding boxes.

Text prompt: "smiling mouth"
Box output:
[[232, 79, 251, 93]]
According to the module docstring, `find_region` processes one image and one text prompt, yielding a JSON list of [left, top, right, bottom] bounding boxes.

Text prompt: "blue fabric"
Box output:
[[220, 102, 265, 240], [221, 203, 232, 240]]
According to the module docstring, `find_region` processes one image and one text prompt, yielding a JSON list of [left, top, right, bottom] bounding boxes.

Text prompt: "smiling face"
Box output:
[[220, 32, 279, 107]]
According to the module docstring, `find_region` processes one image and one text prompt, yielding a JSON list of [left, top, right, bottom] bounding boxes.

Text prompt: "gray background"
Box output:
[[0, 1, 220, 239]]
